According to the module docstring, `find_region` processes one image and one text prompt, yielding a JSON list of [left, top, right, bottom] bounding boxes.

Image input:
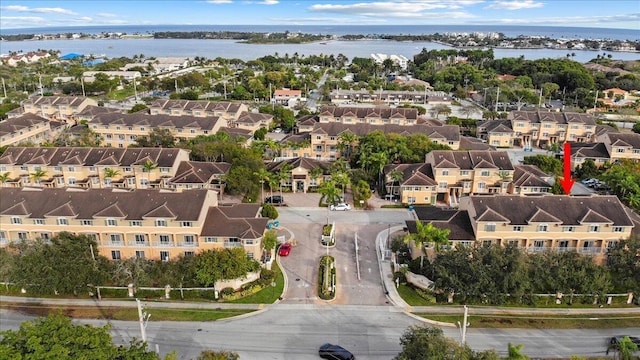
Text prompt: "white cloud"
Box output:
[[207, 0, 233, 3], [308, 1, 484, 19], [78, 16, 93, 21], [243, 0, 279, 4], [485, 0, 543, 10], [270, 16, 389, 23], [96, 12, 118, 18], [1, 5, 78, 15]]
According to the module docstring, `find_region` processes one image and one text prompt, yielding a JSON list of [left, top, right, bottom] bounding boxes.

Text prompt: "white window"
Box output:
[[57, 218, 68, 225], [34, 219, 45, 225], [480, 170, 490, 177], [613, 226, 624, 233], [81, 220, 93, 226], [513, 226, 523, 232], [155, 219, 167, 227], [67, 166, 75, 172], [159, 235, 171, 245], [106, 219, 117, 226], [20, 166, 28, 171], [460, 170, 470, 176], [588, 225, 600, 233], [130, 220, 142, 226], [181, 221, 193, 227], [68, 177, 76, 185], [485, 223, 496, 232], [54, 166, 62, 171], [17, 232, 28, 240], [203, 237, 218, 243], [140, 178, 149, 186], [160, 251, 170, 262], [110, 234, 121, 243], [89, 166, 97, 172], [123, 167, 132, 172], [135, 234, 146, 244], [111, 250, 121, 260], [11, 217, 22, 224], [184, 251, 195, 257], [478, 182, 486, 190], [184, 235, 195, 244], [442, 170, 449, 176], [245, 239, 254, 245], [562, 226, 575, 232], [438, 182, 447, 189], [537, 224, 548, 232]]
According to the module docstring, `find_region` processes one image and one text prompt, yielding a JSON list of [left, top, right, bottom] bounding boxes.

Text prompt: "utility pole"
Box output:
[[593, 90, 598, 112], [38, 74, 43, 96], [1, 77, 6, 98], [133, 74, 138, 101], [458, 305, 469, 344], [81, 77, 86, 97], [494, 87, 499, 113], [135, 298, 150, 342]]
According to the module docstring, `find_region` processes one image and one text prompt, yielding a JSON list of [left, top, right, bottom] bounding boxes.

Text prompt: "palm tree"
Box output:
[[338, 132, 357, 160], [30, 169, 47, 185], [277, 163, 294, 199], [404, 221, 451, 269], [370, 151, 389, 187], [0, 172, 11, 187], [103, 168, 120, 188], [332, 171, 350, 202], [388, 168, 404, 196], [254, 168, 272, 203], [142, 160, 158, 188], [309, 166, 323, 189], [507, 343, 530, 360], [318, 179, 341, 207]]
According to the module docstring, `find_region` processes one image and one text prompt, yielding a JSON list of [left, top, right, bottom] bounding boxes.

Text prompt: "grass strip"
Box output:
[[0, 303, 253, 322], [416, 313, 640, 329]]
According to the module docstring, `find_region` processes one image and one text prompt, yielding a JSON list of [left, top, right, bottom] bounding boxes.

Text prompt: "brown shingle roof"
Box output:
[[200, 204, 267, 238], [0, 188, 209, 221], [90, 112, 223, 131]]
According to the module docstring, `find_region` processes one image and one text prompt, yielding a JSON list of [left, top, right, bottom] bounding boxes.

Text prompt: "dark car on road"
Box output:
[[264, 195, 284, 205], [319, 343, 355, 360], [607, 335, 640, 355]]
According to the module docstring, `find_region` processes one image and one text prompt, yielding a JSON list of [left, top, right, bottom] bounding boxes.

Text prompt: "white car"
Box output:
[[330, 203, 351, 211]]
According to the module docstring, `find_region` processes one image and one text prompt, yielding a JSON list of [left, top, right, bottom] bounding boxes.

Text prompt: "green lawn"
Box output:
[[397, 284, 434, 306], [416, 313, 640, 329], [0, 303, 252, 322], [228, 261, 285, 304]]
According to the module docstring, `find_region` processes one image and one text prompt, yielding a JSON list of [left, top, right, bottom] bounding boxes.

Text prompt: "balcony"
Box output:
[[107, 240, 125, 246], [223, 242, 242, 248], [578, 247, 602, 254], [128, 240, 150, 247], [153, 241, 174, 247], [178, 241, 199, 247]]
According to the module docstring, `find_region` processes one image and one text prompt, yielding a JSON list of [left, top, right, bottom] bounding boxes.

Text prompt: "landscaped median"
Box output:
[[318, 255, 336, 301]]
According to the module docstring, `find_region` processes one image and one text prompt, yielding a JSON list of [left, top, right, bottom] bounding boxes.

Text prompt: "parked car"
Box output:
[[581, 178, 597, 185], [265, 195, 284, 205], [330, 203, 351, 211], [319, 343, 355, 360], [278, 243, 292, 257]]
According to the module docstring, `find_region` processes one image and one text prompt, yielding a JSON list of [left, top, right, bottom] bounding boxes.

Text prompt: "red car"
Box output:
[[278, 243, 292, 256]]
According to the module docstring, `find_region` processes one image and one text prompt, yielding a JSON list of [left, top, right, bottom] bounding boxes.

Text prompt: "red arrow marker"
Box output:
[[558, 142, 575, 195]]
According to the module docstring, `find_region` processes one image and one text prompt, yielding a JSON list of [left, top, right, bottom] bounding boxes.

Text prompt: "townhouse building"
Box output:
[[0, 147, 190, 189], [571, 132, 640, 169], [280, 122, 460, 161], [19, 96, 98, 124], [409, 194, 634, 264], [0, 188, 268, 261], [148, 100, 248, 127], [0, 114, 68, 147], [478, 111, 597, 149], [167, 161, 231, 194], [318, 106, 420, 125], [88, 113, 226, 147], [424, 150, 514, 205], [265, 157, 332, 193]]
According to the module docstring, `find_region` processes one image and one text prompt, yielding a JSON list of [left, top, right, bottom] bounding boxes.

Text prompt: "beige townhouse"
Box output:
[[20, 96, 98, 124], [409, 194, 634, 264], [265, 157, 332, 193], [601, 132, 640, 163], [0, 188, 268, 261], [88, 113, 225, 147], [329, 90, 447, 105], [167, 161, 231, 194], [148, 100, 248, 127], [424, 150, 514, 206], [281, 122, 460, 161], [318, 106, 420, 126], [273, 89, 303, 106], [0, 114, 69, 147], [478, 111, 597, 149], [0, 147, 190, 189], [460, 194, 634, 264]]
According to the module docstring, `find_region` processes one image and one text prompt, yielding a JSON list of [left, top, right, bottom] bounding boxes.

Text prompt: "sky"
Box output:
[[0, 0, 639, 30]]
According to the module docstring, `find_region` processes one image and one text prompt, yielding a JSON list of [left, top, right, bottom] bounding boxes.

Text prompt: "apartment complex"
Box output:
[[17, 96, 98, 123], [0, 114, 68, 147], [265, 157, 332, 193], [0, 188, 268, 261], [88, 113, 226, 147], [409, 194, 634, 263], [167, 161, 231, 193], [478, 111, 597, 149], [0, 147, 190, 189], [318, 106, 420, 125], [272, 89, 303, 106]]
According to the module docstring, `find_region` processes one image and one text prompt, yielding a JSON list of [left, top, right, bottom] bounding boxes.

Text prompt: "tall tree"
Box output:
[[405, 221, 450, 269]]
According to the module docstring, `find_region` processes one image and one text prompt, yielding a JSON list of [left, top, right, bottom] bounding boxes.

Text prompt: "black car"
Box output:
[[319, 343, 355, 360], [610, 335, 640, 346], [264, 195, 284, 205]]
